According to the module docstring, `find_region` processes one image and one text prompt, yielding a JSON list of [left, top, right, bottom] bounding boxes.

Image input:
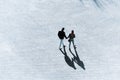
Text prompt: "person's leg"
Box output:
[[59, 39, 64, 49], [61, 39, 65, 47], [71, 39, 76, 49], [69, 41, 71, 49], [72, 39, 75, 46], [59, 39, 62, 49]]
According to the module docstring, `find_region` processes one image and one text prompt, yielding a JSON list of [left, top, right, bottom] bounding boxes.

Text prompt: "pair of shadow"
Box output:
[[79, 0, 104, 9], [93, 0, 104, 8], [59, 46, 85, 70]]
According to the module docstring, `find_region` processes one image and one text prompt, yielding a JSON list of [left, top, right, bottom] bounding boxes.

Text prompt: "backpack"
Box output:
[[58, 31, 63, 39]]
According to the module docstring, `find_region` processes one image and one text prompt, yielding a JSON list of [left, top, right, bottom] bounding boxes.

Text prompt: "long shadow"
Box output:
[[93, 0, 104, 9], [69, 46, 85, 70], [59, 46, 76, 70], [79, 0, 84, 5]]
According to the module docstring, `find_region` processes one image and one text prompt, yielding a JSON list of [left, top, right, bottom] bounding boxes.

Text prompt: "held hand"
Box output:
[[65, 37, 68, 39]]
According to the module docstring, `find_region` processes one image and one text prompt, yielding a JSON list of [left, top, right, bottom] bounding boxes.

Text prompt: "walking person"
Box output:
[[58, 28, 67, 49], [68, 30, 75, 49]]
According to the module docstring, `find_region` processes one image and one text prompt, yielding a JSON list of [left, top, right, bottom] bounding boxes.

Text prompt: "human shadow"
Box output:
[[59, 46, 76, 70], [93, 0, 104, 9], [69, 46, 85, 70], [79, 0, 84, 5]]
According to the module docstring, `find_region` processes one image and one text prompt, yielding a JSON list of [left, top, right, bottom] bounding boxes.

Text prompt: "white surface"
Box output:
[[0, 0, 120, 80]]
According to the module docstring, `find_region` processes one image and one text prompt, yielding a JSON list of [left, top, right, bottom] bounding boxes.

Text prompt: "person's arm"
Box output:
[[74, 34, 75, 38], [67, 34, 70, 39], [64, 32, 67, 39], [65, 33, 67, 39]]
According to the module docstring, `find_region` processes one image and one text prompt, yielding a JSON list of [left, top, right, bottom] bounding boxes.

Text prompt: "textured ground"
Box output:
[[0, 0, 120, 80]]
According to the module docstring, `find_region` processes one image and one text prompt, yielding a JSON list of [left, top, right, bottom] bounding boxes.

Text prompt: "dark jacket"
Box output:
[[58, 31, 67, 39], [68, 33, 75, 41]]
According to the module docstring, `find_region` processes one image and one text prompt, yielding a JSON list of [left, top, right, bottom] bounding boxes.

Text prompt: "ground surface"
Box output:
[[0, 0, 120, 80]]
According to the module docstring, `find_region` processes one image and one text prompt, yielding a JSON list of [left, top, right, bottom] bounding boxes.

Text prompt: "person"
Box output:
[[68, 30, 75, 49], [58, 28, 67, 49]]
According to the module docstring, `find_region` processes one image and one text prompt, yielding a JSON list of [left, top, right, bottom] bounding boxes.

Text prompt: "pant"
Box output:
[[59, 39, 64, 49], [69, 39, 74, 48]]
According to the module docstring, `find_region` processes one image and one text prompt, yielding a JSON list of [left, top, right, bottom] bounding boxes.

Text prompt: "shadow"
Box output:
[[79, 0, 84, 5], [59, 46, 76, 70], [69, 46, 85, 70], [93, 0, 104, 9]]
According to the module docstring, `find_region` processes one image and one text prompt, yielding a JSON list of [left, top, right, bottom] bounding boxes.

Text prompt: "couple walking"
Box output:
[[58, 28, 75, 49]]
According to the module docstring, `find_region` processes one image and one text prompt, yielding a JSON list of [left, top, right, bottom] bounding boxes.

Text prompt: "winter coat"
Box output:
[[58, 31, 67, 39], [68, 33, 75, 41]]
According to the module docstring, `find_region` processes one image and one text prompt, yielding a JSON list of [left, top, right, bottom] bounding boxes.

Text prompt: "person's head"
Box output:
[[71, 30, 74, 34], [61, 28, 64, 31]]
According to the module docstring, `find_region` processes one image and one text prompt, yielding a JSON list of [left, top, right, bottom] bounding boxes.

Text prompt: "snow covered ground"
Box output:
[[0, 0, 120, 80]]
